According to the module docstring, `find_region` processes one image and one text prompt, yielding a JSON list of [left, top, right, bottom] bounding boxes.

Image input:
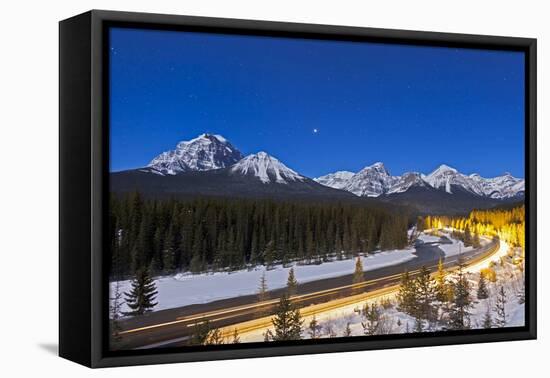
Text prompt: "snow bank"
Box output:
[[417, 232, 478, 257], [111, 247, 416, 313]]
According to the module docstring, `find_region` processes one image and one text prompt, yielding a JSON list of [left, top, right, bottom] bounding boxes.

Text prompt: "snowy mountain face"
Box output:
[[316, 163, 524, 199], [314, 171, 355, 189], [230, 152, 306, 184], [140, 134, 523, 200], [344, 163, 398, 197], [147, 134, 243, 175], [424, 164, 485, 195], [469, 173, 525, 199], [387, 172, 428, 194]]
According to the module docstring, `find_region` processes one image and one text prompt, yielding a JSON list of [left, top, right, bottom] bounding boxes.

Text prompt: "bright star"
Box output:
[[313, 128, 318, 134]]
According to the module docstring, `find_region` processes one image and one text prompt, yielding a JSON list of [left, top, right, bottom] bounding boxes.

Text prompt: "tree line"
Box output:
[[422, 205, 525, 253], [109, 193, 410, 278], [396, 258, 515, 332]]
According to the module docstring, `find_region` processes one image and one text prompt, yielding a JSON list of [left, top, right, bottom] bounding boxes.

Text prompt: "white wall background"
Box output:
[[0, 0, 546, 376]]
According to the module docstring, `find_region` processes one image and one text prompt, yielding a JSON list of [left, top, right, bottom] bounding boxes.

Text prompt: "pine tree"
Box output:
[[190, 319, 211, 345], [257, 271, 269, 302], [482, 305, 492, 328], [308, 316, 322, 339], [447, 261, 473, 330], [269, 294, 303, 341], [415, 266, 437, 325], [231, 328, 241, 344], [264, 240, 276, 269], [463, 227, 472, 247], [353, 257, 365, 286], [109, 280, 123, 343], [343, 322, 352, 337], [494, 286, 507, 328], [286, 267, 298, 297], [397, 271, 417, 315], [123, 267, 158, 316], [477, 273, 489, 300], [472, 232, 481, 248], [435, 258, 451, 302], [414, 317, 424, 333], [517, 282, 525, 304], [361, 302, 381, 336], [206, 328, 224, 345]]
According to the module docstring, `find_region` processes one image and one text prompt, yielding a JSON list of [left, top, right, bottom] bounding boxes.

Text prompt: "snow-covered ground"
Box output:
[[111, 231, 492, 315], [240, 240, 525, 342], [111, 246, 416, 314], [417, 231, 479, 257]]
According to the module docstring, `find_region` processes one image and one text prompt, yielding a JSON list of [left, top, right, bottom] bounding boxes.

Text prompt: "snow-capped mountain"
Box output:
[[387, 172, 429, 194], [147, 133, 243, 175], [230, 152, 305, 184], [343, 162, 398, 197], [316, 163, 524, 200], [469, 173, 525, 199], [424, 164, 485, 196], [314, 171, 355, 189]]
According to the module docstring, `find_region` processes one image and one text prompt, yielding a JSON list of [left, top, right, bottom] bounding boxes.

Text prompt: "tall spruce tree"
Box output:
[[109, 280, 123, 343], [494, 286, 507, 328], [308, 316, 322, 339], [482, 305, 493, 329], [435, 258, 452, 303], [415, 266, 437, 327], [206, 328, 224, 345], [447, 262, 473, 330], [123, 267, 158, 316], [353, 257, 365, 285], [190, 319, 211, 345], [397, 271, 417, 315], [286, 267, 298, 297], [257, 271, 269, 302], [269, 294, 303, 341], [231, 328, 241, 344], [343, 322, 352, 337], [361, 302, 381, 335], [472, 232, 481, 248], [477, 273, 489, 300]]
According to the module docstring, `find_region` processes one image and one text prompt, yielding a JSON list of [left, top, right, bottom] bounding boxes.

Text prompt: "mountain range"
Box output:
[[111, 133, 524, 214], [314, 162, 524, 200]]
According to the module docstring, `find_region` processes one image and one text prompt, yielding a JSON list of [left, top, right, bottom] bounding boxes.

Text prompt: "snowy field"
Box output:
[[112, 246, 416, 313], [111, 231, 488, 314], [240, 241, 525, 342], [417, 232, 479, 257]]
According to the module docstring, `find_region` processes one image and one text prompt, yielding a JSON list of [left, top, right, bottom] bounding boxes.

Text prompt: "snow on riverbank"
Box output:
[[111, 246, 416, 314], [417, 232, 482, 257]]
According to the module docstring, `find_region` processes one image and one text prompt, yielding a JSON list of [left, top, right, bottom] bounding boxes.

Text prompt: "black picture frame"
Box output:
[[59, 9, 537, 368]]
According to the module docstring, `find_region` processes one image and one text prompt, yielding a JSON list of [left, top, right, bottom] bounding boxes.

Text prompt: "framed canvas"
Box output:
[[59, 10, 537, 368]]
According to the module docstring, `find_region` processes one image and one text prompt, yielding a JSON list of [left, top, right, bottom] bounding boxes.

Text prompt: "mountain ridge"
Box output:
[[315, 163, 524, 200]]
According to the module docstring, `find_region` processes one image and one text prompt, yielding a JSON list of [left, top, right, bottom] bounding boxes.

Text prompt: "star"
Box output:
[[313, 128, 319, 134]]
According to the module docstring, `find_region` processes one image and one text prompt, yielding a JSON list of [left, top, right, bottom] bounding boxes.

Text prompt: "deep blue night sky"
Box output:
[[109, 27, 525, 178]]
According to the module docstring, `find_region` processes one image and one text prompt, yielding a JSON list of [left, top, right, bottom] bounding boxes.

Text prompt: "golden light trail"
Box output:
[[220, 238, 500, 340], [119, 233, 499, 341]]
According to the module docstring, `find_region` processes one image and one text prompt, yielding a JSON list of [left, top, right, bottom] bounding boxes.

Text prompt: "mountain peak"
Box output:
[[344, 162, 395, 197], [230, 152, 305, 184], [148, 133, 243, 175], [314, 171, 355, 190], [359, 162, 390, 175], [431, 164, 458, 175]]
